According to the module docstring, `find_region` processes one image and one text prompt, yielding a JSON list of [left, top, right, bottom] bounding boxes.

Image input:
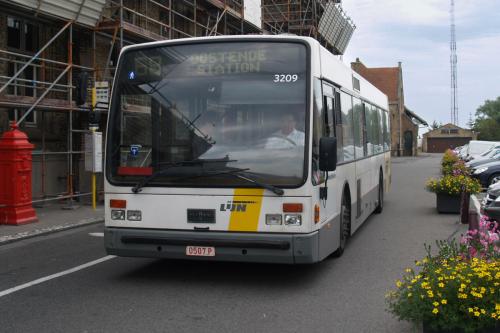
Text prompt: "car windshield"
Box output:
[[106, 41, 308, 187]]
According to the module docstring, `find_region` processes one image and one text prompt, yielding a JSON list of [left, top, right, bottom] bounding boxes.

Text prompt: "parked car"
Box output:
[[471, 160, 500, 187], [466, 151, 500, 169], [462, 141, 500, 161], [457, 144, 469, 159], [483, 181, 500, 222], [453, 145, 464, 154], [483, 181, 500, 207], [467, 146, 500, 162]]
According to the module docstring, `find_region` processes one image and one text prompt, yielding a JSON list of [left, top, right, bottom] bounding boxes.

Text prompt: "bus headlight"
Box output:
[[111, 209, 125, 220], [266, 214, 282, 225], [284, 214, 302, 226], [127, 210, 142, 221]]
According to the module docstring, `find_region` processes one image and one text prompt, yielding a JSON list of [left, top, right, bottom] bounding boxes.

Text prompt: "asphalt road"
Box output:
[[0, 154, 466, 333]]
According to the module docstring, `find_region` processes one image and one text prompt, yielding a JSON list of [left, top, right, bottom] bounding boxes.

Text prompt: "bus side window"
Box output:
[[361, 103, 368, 156], [323, 96, 334, 138], [352, 97, 364, 159], [334, 90, 343, 162]]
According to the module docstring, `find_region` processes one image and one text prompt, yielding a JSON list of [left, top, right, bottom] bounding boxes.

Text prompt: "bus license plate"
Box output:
[[186, 246, 215, 257]]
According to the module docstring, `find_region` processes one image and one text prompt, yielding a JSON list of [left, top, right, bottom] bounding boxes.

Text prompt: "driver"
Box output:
[[265, 112, 305, 149]]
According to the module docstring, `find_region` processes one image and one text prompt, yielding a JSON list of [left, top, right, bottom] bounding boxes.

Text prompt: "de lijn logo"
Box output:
[[220, 201, 256, 212]]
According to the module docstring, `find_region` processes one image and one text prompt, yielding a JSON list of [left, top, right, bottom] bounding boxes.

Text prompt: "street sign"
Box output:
[[95, 81, 109, 106], [85, 132, 102, 173]]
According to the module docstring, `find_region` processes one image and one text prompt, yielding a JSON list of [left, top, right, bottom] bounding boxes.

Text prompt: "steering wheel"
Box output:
[[268, 135, 297, 147]]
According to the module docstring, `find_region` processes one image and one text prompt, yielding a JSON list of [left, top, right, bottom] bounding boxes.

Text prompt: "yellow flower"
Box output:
[[433, 301, 439, 307], [407, 293, 412, 297], [474, 311, 480, 317], [441, 299, 447, 305], [432, 308, 439, 315], [468, 308, 474, 313], [438, 283, 444, 288], [396, 280, 402, 288]]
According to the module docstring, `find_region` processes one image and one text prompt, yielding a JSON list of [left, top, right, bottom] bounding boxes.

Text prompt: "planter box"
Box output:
[[423, 321, 499, 333], [436, 193, 461, 214]]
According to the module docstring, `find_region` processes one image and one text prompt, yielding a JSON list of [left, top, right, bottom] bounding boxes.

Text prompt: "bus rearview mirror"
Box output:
[[319, 137, 337, 171]]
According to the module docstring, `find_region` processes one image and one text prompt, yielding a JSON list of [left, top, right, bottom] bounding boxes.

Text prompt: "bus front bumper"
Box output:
[[104, 227, 320, 264]]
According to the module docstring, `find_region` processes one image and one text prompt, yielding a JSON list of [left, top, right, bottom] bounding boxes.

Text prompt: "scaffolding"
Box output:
[[0, 0, 261, 207], [261, 0, 355, 55]]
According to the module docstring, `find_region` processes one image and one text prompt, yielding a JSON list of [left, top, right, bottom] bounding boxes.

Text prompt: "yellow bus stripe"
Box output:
[[228, 188, 265, 232]]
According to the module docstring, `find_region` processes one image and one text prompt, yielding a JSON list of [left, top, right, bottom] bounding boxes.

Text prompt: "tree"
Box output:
[[473, 97, 500, 140], [431, 120, 440, 130]]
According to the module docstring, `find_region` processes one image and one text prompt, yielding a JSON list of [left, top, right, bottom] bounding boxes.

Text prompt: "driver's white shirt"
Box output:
[[265, 129, 305, 149]]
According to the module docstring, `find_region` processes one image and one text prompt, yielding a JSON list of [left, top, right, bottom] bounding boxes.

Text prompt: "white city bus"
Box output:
[[104, 35, 391, 264]]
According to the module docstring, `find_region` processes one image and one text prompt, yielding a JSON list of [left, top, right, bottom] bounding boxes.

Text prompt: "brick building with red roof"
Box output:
[[351, 58, 427, 156]]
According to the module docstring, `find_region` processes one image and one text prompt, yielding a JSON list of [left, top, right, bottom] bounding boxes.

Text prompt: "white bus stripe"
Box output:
[[0, 255, 116, 298]]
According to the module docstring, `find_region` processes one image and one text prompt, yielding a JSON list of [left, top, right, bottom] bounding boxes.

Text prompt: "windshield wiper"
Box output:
[[229, 171, 284, 196], [168, 167, 284, 196], [131, 157, 236, 193]]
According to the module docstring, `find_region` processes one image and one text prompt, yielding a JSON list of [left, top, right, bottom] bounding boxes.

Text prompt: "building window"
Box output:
[[7, 61, 37, 97], [441, 129, 458, 134], [7, 16, 39, 52], [8, 109, 37, 126], [7, 17, 21, 49]]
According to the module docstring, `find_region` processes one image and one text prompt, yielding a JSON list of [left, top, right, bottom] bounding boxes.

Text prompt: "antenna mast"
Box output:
[[450, 0, 458, 125]]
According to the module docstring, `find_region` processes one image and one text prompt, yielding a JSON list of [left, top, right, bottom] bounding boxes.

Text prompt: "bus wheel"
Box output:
[[374, 174, 384, 214], [333, 195, 351, 257]]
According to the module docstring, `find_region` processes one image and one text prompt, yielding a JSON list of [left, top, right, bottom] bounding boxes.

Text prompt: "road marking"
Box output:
[[89, 232, 104, 237], [0, 255, 116, 298]]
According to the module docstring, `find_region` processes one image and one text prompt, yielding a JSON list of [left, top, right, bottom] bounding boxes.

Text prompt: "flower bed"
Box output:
[[427, 175, 481, 197], [387, 218, 500, 333], [427, 150, 481, 214], [442, 149, 461, 176]]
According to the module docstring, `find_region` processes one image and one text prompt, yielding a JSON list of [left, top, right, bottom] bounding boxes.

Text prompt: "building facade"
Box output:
[[351, 58, 427, 156], [422, 123, 478, 153]]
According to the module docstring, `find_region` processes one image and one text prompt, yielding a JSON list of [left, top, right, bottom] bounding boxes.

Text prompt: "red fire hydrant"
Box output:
[[0, 123, 38, 225]]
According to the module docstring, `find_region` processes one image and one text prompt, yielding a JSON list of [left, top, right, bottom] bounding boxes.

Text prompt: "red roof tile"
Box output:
[[351, 61, 400, 102]]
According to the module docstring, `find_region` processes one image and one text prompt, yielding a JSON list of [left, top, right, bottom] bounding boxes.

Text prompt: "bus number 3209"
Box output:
[[273, 74, 298, 83]]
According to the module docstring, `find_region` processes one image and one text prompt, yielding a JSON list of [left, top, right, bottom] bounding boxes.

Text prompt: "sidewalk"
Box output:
[[0, 203, 104, 245]]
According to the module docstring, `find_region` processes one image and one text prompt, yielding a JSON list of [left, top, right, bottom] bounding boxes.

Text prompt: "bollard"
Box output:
[[460, 191, 470, 225], [0, 123, 38, 225]]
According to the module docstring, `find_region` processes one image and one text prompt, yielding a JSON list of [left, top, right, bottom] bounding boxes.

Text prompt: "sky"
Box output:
[[341, 0, 500, 130]]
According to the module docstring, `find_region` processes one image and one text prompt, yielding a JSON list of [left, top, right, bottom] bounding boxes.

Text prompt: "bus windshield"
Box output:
[[106, 41, 308, 188]]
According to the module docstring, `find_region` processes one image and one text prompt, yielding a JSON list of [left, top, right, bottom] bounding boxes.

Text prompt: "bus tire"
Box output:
[[333, 194, 351, 257], [374, 173, 384, 214]]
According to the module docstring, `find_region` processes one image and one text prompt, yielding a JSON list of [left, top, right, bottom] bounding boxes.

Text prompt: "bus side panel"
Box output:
[[313, 162, 356, 260], [352, 157, 371, 231]]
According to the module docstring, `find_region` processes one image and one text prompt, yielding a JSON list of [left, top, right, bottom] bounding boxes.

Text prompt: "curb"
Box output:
[[0, 218, 104, 246]]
